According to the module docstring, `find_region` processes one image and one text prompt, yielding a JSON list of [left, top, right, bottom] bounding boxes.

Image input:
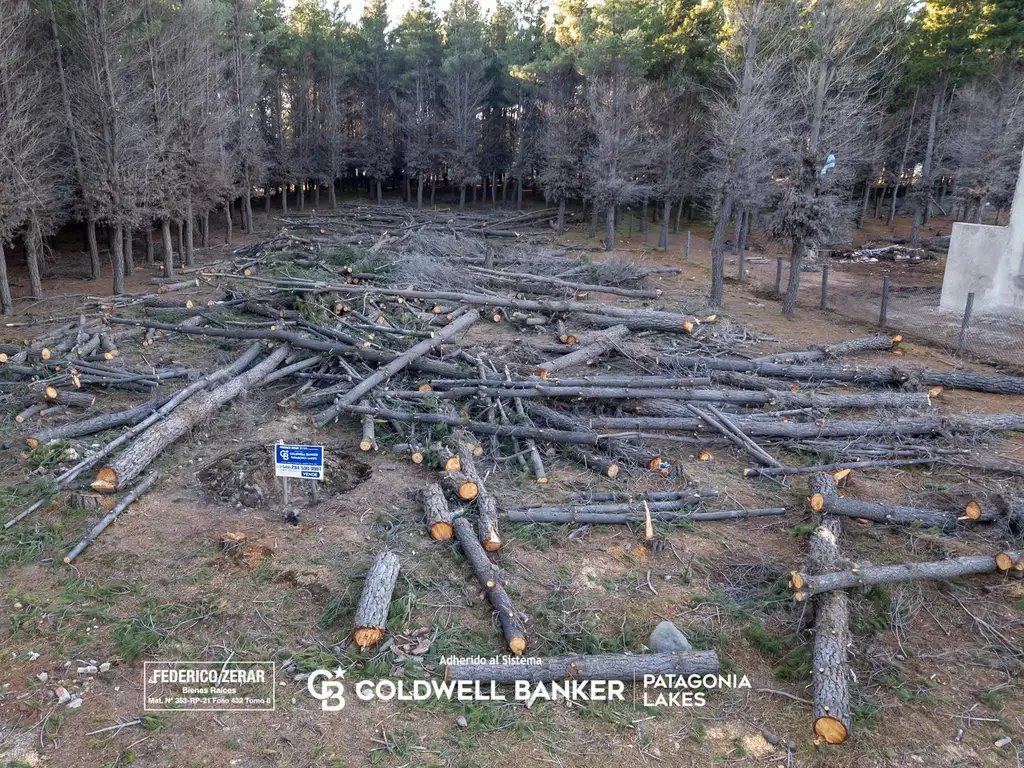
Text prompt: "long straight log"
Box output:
[[452, 517, 526, 655], [750, 335, 901, 364], [525, 403, 654, 465], [585, 412, 1024, 439], [534, 325, 630, 377], [426, 375, 714, 389], [744, 458, 937, 477], [791, 554, 1010, 600], [64, 472, 159, 563], [352, 552, 401, 650], [805, 473, 852, 745], [509, 494, 717, 517], [660, 355, 1024, 396], [446, 650, 719, 683], [809, 492, 990, 531], [313, 310, 480, 426], [507, 508, 786, 524], [25, 396, 173, 449], [504, 367, 547, 484], [464, 265, 661, 299], [92, 346, 290, 492], [570, 490, 719, 502]]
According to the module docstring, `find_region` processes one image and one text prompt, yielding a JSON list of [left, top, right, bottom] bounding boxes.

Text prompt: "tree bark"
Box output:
[[454, 430, 501, 551], [92, 345, 289, 491], [87, 220, 102, 278], [452, 517, 526, 654], [224, 202, 233, 245], [710, 193, 733, 306], [911, 86, 943, 248], [809, 493, 987, 532], [605, 204, 616, 251], [25, 218, 44, 299], [123, 230, 134, 276], [64, 472, 159, 563], [423, 483, 453, 540], [184, 200, 194, 266], [556, 197, 566, 236], [792, 554, 1007, 600], [749, 334, 899, 364], [26, 396, 170, 449], [782, 238, 804, 317], [145, 226, 155, 265], [535, 325, 630, 378], [0, 242, 12, 313], [313, 310, 480, 426], [440, 470, 478, 501], [161, 219, 174, 278], [352, 552, 400, 650], [447, 650, 719, 683], [111, 223, 125, 295]]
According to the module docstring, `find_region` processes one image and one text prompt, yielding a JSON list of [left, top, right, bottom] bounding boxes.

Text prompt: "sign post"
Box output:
[[273, 444, 325, 516]]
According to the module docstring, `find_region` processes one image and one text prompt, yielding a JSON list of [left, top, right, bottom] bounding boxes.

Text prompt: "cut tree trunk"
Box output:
[[995, 551, 1024, 572], [359, 402, 376, 452], [446, 650, 719, 683], [805, 472, 852, 745], [506, 508, 786, 524], [352, 551, 401, 650], [64, 472, 158, 563], [452, 517, 526, 655], [749, 335, 901, 364], [535, 325, 630, 378], [808, 491, 989, 532], [423, 483, 454, 540], [313, 310, 480, 426], [92, 345, 289, 492], [454, 430, 501, 551], [440, 471, 478, 501], [791, 553, 1012, 600]]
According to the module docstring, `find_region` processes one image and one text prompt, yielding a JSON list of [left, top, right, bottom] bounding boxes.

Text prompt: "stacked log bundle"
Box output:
[[352, 552, 401, 650]]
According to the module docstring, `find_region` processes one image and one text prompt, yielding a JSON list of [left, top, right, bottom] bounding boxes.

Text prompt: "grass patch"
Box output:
[[114, 599, 223, 662], [743, 621, 812, 682]]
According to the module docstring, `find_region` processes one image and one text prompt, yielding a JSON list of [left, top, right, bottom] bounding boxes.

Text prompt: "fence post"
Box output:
[[959, 292, 975, 350], [879, 274, 890, 326], [684, 230, 691, 260], [820, 263, 829, 310], [775, 257, 783, 296]]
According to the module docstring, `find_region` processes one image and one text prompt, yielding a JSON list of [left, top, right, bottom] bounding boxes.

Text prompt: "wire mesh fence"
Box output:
[[740, 254, 1024, 368]]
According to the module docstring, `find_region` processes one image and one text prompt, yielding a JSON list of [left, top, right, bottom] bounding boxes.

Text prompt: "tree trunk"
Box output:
[[452, 517, 526, 654], [123, 230, 134, 276], [911, 86, 943, 248], [27, 396, 170, 448], [0, 241, 12, 313], [244, 184, 253, 235], [737, 209, 750, 281], [605, 205, 616, 251], [224, 202, 233, 245], [430, 179, 436, 206], [417, 176, 424, 209], [376, 179, 383, 205], [329, 180, 337, 209], [111, 223, 125, 295], [313, 182, 320, 208], [472, 182, 477, 205], [87, 219, 101, 279], [459, 185, 466, 209], [352, 552, 400, 650], [447, 650, 719, 683], [874, 184, 884, 218], [659, 199, 670, 248], [782, 239, 804, 317], [298, 182, 305, 211], [749, 333, 899, 364], [889, 88, 918, 227], [92, 345, 289, 492], [675, 198, 683, 232], [440, 471, 478, 500], [517, 176, 523, 210], [281, 184, 288, 213], [710, 192, 734, 307], [792, 554, 1005, 600], [145, 226, 155, 265], [202, 211, 210, 248], [184, 200, 194, 267], [507, 507, 784, 524], [423, 483, 453, 540], [974, 199, 986, 224], [556, 197, 566, 236], [589, 201, 598, 237], [808, 493, 984, 532], [491, 173, 497, 207], [858, 182, 871, 229], [161, 219, 174, 278], [534, 325, 630, 378], [453, 430, 501, 550], [25, 218, 44, 299]]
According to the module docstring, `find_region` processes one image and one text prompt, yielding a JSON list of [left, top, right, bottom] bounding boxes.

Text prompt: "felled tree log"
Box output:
[[352, 552, 401, 650], [359, 402, 376, 452], [452, 517, 526, 655], [660, 354, 1024, 396], [591, 412, 1024, 440], [995, 550, 1024, 572], [25, 396, 170, 449], [64, 473, 159, 563], [571, 490, 719, 502], [509, 493, 717, 518], [744, 458, 936, 477], [526, 403, 654, 465], [39, 388, 95, 409], [454, 430, 501, 551], [423, 483, 454, 540], [446, 650, 719, 682], [464, 264, 661, 299], [791, 553, 1012, 600], [440, 471, 478, 501], [750, 335, 901, 364], [425, 375, 714, 389], [503, 366, 547, 483], [424, 443, 460, 472], [805, 473, 852, 745], [68, 492, 104, 511], [506, 507, 786, 524], [567, 447, 619, 478], [313, 310, 480, 426], [534, 325, 630, 378], [576, 311, 702, 334], [808, 491, 990, 532], [92, 345, 290, 492]]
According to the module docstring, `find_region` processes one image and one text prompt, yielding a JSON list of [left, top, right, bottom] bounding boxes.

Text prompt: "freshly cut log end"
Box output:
[[430, 521, 454, 540], [44, 386, 59, 400], [443, 456, 461, 472], [482, 528, 503, 552], [814, 716, 849, 745], [809, 492, 825, 512], [928, 386, 943, 398], [682, 320, 696, 333], [964, 501, 982, 521], [417, 383, 433, 392], [698, 450, 713, 462], [995, 551, 1024, 572], [535, 367, 551, 378], [41, 348, 52, 361], [535, 475, 549, 484], [509, 636, 526, 656], [423, 483, 454, 541], [411, 451, 424, 464], [441, 471, 478, 501], [646, 456, 663, 470], [353, 627, 384, 650], [359, 440, 374, 452], [25, 437, 40, 450], [832, 468, 852, 487], [890, 333, 904, 344], [790, 570, 805, 590], [92, 467, 118, 493]]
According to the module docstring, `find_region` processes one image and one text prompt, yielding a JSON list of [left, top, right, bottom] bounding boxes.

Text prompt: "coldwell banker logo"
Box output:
[[307, 667, 347, 711]]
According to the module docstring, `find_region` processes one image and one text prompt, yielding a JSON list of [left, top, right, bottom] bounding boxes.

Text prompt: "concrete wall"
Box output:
[[941, 147, 1024, 313]]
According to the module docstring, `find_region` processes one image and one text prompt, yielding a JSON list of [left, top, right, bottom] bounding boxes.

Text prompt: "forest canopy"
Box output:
[[0, 0, 1021, 314]]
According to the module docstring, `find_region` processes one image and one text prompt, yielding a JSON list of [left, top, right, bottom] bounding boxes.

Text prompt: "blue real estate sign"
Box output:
[[274, 444, 325, 480]]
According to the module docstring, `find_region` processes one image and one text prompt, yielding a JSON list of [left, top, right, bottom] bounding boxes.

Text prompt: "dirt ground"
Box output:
[[1, 204, 1023, 768]]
